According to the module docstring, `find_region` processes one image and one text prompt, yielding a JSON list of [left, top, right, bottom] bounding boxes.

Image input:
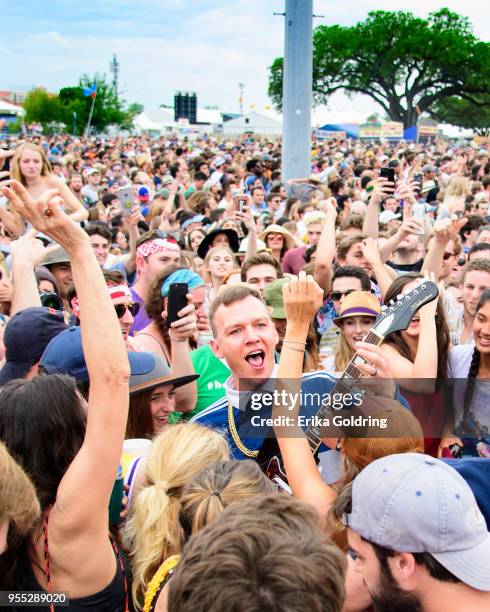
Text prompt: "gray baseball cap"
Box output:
[[345, 453, 490, 591], [42, 246, 71, 267]]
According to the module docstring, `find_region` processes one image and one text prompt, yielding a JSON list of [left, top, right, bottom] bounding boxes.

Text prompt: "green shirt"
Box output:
[[170, 344, 230, 422]]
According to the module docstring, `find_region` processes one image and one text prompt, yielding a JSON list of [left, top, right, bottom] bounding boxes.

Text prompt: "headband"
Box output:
[[70, 284, 133, 318], [161, 269, 205, 298], [136, 238, 180, 267]]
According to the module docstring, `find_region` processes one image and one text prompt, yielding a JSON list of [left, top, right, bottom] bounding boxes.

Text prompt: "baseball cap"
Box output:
[[422, 164, 436, 174], [138, 186, 150, 202], [0, 308, 67, 384], [379, 210, 401, 225], [214, 156, 226, 168], [263, 279, 289, 319], [86, 167, 100, 176], [346, 453, 490, 591], [40, 325, 179, 387]]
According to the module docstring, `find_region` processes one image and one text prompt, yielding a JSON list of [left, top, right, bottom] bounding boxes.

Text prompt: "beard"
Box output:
[[368, 561, 423, 612]]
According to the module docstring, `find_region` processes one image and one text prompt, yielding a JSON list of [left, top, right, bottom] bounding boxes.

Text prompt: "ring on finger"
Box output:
[[371, 365, 377, 377], [42, 207, 53, 218]]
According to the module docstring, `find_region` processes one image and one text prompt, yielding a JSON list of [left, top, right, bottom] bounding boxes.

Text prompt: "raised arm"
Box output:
[[314, 198, 337, 294], [2, 181, 130, 536], [421, 216, 467, 281], [362, 177, 394, 239], [381, 282, 440, 382], [46, 175, 89, 222], [360, 237, 398, 299], [118, 208, 140, 275], [273, 273, 338, 516], [9, 233, 56, 314]]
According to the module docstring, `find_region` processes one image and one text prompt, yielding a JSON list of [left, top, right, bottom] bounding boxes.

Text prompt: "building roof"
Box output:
[[0, 100, 25, 115]]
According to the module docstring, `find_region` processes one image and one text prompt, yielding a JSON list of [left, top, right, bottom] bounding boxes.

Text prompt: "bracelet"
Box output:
[[282, 344, 305, 353], [283, 339, 306, 346]]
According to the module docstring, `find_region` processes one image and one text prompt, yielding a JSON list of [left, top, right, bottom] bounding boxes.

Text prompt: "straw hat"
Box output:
[[258, 224, 296, 251], [333, 291, 380, 327]]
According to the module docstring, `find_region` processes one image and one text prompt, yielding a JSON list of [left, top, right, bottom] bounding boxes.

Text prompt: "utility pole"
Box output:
[[281, 0, 313, 181], [110, 54, 120, 99], [238, 83, 245, 115]]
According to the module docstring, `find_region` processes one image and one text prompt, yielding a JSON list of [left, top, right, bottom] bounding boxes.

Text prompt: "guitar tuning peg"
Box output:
[[389, 299, 395, 306], [381, 305, 388, 311], [396, 294, 403, 301]]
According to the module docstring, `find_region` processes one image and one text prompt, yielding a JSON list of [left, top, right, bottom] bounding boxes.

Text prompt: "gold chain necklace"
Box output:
[[228, 402, 259, 458]]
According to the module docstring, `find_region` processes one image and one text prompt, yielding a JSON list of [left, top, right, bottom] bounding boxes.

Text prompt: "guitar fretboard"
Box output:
[[304, 329, 384, 453]]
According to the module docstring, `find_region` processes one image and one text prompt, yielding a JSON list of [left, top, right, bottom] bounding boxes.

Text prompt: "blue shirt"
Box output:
[[192, 370, 409, 460]]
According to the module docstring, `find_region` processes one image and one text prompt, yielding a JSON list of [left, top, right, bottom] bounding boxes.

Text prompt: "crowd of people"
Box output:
[[0, 132, 490, 611]]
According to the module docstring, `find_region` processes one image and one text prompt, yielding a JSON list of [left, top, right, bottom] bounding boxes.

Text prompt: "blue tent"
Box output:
[[318, 123, 360, 139]]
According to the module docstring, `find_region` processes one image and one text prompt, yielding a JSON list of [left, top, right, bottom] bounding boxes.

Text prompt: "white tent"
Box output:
[[0, 100, 25, 116], [222, 111, 282, 136]]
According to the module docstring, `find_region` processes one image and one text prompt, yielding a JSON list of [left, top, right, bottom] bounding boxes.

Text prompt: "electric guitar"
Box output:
[[263, 280, 439, 492]]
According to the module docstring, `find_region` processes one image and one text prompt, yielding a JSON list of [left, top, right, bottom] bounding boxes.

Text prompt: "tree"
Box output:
[[430, 95, 490, 135], [268, 9, 490, 129], [23, 88, 61, 129]]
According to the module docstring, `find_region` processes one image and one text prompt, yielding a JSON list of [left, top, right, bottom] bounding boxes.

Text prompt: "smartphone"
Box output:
[[117, 186, 135, 216], [411, 203, 426, 235], [380, 167, 395, 184], [166, 282, 189, 327], [413, 172, 423, 190]]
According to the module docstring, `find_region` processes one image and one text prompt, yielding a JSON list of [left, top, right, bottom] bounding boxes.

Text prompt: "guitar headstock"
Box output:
[[374, 280, 439, 338]]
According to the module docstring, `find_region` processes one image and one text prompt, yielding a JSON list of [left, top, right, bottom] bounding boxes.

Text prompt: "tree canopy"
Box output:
[[431, 95, 490, 135], [23, 73, 142, 134], [268, 9, 490, 129]]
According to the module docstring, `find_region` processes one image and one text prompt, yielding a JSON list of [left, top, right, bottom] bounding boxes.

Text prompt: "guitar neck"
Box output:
[[304, 329, 385, 454]]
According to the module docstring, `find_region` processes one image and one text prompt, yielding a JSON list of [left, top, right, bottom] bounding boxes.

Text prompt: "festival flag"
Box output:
[[82, 84, 97, 98]]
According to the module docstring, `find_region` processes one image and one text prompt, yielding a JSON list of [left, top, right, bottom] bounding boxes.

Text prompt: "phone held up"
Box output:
[[166, 282, 189, 327], [117, 186, 135, 217], [380, 166, 396, 186]]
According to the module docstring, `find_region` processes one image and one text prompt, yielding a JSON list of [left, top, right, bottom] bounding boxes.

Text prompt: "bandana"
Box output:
[[160, 269, 205, 298], [71, 284, 133, 319], [136, 238, 180, 267]]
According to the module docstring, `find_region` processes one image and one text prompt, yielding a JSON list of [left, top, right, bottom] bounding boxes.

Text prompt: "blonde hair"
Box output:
[[178, 460, 274, 543], [303, 210, 326, 228], [0, 442, 40, 535], [334, 333, 354, 373], [123, 424, 229, 609], [444, 176, 469, 200], [203, 245, 235, 284], [11, 143, 52, 185]]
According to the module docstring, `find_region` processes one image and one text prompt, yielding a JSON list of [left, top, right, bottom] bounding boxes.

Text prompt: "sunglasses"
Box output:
[[146, 229, 180, 244], [114, 302, 140, 319], [443, 251, 457, 260], [330, 289, 356, 301]]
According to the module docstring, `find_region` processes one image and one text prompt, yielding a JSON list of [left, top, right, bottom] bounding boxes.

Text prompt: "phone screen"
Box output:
[[166, 283, 189, 327], [380, 167, 395, 184]]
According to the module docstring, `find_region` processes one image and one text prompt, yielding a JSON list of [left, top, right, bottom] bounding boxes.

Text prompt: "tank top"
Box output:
[[14, 522, 132, 612]]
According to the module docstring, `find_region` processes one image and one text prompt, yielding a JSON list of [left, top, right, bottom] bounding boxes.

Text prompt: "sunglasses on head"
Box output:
[[330, 289, 355, 301], [114, 302, 140, 319], [147, 229, 180, 244]]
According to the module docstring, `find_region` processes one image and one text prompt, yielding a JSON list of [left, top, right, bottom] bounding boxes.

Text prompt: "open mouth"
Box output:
[[245, 349, 265, 368], [478, 336, 490, 347], [154, 415, 168, 426]]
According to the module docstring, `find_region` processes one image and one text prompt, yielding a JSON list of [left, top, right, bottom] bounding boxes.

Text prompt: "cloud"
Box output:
[[1, 0, 488, 116]]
